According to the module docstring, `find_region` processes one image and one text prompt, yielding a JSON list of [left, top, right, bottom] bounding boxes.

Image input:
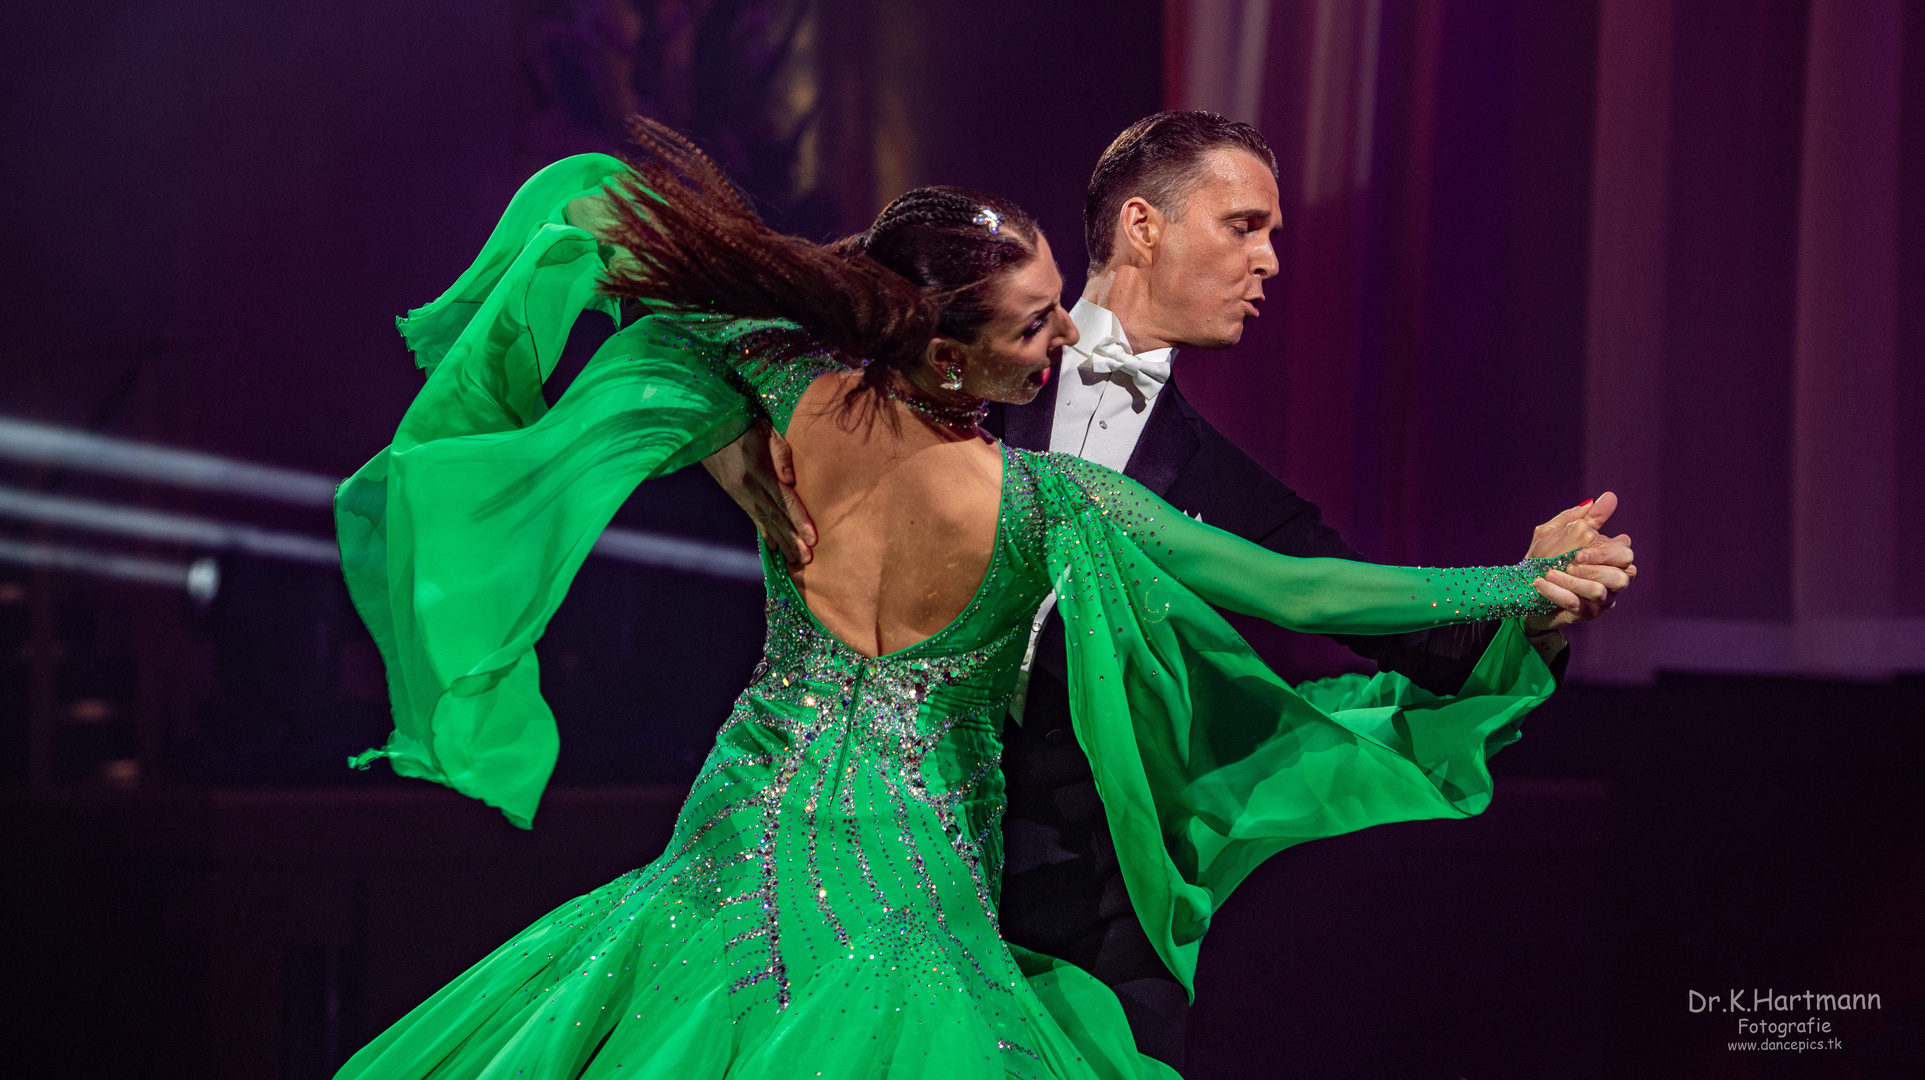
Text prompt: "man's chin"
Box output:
[[1219, 310, 1263, 345], [1188, 326, 1245, 351]]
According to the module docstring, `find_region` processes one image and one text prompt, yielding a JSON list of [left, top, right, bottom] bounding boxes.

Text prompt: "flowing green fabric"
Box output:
[[336, 154, 752, 827], [1033, 456, 1552, 992], [333, 156, 1563, 1078]]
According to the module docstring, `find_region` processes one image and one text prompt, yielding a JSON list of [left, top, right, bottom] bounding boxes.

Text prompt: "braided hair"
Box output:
[[596, 117, 1040, 403]]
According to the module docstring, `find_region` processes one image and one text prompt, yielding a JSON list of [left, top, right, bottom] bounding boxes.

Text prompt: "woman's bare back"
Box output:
[[783, 372, 1004, 657]]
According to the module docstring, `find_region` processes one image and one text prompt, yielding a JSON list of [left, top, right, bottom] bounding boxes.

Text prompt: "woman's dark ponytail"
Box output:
[[596, 117, 1040, 394]]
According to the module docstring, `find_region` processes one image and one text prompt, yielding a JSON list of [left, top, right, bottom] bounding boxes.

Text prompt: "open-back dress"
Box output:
[[331, 155, 1569, 1079]]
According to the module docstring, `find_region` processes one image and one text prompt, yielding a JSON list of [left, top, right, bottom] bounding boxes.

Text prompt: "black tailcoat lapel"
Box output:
[[1120, 378, 1198, 498]]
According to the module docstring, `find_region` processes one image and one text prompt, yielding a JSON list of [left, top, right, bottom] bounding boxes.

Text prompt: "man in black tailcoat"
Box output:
[[706, 111, 1635, 1071], [982, 110, 1641, 1070]]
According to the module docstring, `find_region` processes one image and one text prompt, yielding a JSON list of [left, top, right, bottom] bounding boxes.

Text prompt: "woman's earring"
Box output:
[[939, 365, 965, 392]]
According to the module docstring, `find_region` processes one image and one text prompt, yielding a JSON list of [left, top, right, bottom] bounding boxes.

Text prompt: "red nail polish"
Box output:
[[1579, 498, 1593, 507]]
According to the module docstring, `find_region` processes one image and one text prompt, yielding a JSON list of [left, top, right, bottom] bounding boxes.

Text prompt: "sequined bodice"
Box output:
[[622, 446, 1055, 1034], [725, 446, 1052, 864]]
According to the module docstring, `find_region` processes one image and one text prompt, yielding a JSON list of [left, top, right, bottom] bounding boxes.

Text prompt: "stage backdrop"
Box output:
[[3, 5, 1922, 1080], [1164, 0, 1925, 683]]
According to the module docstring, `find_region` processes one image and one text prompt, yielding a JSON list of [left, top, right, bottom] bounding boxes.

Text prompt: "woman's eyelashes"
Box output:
[[1019, 304, 1062, 340]]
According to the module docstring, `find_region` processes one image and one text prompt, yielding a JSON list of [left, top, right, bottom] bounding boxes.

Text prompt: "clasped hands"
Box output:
[[1523, 492, 1636, 635]]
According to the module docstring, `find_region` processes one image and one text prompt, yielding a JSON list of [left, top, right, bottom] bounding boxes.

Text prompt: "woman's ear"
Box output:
[[923, 336, 973, 391], [923, 335, 969, 370]]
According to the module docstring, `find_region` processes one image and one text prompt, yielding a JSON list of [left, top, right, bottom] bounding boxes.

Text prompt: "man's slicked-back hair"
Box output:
[[1083, 110, 1279, 275]]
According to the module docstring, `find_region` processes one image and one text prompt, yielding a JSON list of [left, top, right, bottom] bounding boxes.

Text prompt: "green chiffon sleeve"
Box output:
[[1060, 454, 1563, 632], [335, 155, 824, 828], [1032, 453, 1567, 997]]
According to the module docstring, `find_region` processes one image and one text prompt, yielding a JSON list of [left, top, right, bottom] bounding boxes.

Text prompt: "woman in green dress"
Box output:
[[333, 121, 1625, 1079]]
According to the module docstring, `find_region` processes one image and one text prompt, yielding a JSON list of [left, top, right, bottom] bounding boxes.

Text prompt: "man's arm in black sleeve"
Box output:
[[1159, 411, 1566, 696]]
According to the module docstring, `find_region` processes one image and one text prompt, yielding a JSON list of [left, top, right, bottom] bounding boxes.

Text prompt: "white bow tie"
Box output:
[[1078, 339, 1171, 401]]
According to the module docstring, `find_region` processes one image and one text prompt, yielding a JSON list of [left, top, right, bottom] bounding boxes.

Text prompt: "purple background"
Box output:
[[3, 2, 1922, 1077]]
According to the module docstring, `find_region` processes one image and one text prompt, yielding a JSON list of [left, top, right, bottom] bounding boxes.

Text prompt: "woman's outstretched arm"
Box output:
[[1053, 455, 1629, 636]]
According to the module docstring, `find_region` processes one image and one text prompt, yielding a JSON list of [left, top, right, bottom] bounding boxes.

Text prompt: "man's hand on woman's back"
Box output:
[[703, 421, 818, 567]]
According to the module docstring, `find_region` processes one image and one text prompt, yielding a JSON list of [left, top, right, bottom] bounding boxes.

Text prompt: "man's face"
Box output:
[[1144, 149, 1281, 349]]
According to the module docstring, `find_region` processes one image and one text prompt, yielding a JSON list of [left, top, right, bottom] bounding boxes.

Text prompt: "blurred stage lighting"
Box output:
[[0, 417, 762, 585], [0, 535, 220, 602], [0, 416, 339, 505], [0, 484, 340, 564]]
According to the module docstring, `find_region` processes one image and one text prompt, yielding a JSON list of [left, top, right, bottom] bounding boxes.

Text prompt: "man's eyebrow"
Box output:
[[1222, 206, 1274, 221]]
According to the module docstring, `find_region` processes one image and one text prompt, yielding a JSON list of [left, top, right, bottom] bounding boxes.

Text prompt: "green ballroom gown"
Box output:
[[331, 155, 1570, 1079]]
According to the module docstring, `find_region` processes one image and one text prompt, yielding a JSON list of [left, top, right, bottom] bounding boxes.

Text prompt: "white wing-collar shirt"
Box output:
[[1046, 298, 1176, 471], [1012, 300, 1176, 718]]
